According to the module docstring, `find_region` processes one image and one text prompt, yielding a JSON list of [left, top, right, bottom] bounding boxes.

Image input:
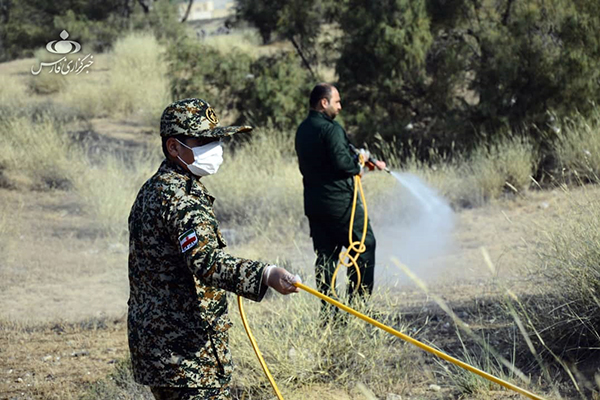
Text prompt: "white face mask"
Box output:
[[177, 139, 224, 177]]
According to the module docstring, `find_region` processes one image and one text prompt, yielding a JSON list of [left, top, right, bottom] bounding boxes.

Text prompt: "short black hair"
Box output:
[[161, 134, 189, 159], [309, 83, 334, 109]]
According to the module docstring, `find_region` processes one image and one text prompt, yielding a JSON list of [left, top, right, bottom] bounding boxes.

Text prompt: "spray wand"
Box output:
[[349, 143, 391, 174], [365, 155, 391, 174]]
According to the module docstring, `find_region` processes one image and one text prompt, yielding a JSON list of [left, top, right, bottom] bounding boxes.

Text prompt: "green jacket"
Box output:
[[127, 160, 268, 389], [295, 110, 361, 219]]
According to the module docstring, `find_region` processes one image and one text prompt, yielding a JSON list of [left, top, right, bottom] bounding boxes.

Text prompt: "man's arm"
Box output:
[[166, 194, 268, 301], [323, 123, 361, 176]]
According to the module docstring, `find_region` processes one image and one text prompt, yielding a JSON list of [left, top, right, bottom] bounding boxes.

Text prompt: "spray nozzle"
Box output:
[[365, 155, 391, 174]]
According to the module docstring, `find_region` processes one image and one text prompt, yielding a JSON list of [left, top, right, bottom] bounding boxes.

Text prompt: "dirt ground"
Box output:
[[1, 165, 591, 399]]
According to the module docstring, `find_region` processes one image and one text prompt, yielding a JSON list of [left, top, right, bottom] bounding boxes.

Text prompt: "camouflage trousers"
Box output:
[[150, 383, 231, 400]]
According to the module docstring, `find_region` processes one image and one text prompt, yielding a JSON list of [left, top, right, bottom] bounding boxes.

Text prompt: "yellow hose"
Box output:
[[238, 159, 547, 400], [237, 295, 284, 400], [238, 286, 547, 400], [330, 160, 368, 297], [294, 282, 548, 400]]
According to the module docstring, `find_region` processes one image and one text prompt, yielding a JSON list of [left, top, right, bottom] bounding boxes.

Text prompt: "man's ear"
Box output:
[[166, 137, 180, 159], [319, 97, 329, 110]]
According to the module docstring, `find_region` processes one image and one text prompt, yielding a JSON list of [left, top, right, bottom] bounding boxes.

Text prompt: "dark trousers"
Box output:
[[151, 384, 230, 400], [308, 208, 376, 317]]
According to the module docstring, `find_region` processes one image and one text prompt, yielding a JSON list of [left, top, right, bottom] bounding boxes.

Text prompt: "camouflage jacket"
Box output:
[[127, 160, 269, 388]]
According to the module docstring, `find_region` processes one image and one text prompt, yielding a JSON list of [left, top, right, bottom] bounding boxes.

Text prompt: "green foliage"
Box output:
[[0, 0, 185, 61], [168, 37, 311, 131], [0, 0, 127, 60], [235, 0, 332, 74], [52, 10, 124, 53], [168, 37, 254, 115], [237, 52, 313, 129], [235, 0, 282, 44], [335, 0, 433, 146]]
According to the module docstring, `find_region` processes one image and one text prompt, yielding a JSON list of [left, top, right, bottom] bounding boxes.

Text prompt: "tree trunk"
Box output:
[[181, 0, 194, 23]]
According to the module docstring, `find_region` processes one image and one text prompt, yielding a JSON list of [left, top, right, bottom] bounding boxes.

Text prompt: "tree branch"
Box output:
[[290, 36, 316, 79], [502, 0, 514, 26]]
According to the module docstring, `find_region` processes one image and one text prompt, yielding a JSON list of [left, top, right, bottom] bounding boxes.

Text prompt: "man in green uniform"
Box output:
[[295, 83, 385, 316], [128, 98, 300, 400]]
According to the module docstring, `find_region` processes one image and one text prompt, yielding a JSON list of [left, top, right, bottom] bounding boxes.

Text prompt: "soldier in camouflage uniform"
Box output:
[[128, 98, 300, 400]]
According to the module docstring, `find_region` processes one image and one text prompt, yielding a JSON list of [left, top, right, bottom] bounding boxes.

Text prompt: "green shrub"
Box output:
[[237, 52, 313, 129], [168, 37, 254, 120], [168, 37, 312, 130]]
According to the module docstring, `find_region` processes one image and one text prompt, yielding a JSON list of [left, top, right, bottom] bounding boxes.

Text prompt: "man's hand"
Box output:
[[374, 160, 387, 171], [365, 159, 387, 172], [358, 148, 371, 164], [263, 266, 301, 295]]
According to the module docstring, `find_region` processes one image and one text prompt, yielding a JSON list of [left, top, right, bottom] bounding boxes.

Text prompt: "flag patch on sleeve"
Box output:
[[178, 229, 198, 253]]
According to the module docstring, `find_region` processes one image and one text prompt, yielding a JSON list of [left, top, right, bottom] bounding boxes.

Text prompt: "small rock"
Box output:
[[288, 348, 296, 359], [386, 394, 402, 400], [16, 378, 23, 383], [429, 384, 441, 392], [42, 355, 53, 362], [539, 202, 550, 210]]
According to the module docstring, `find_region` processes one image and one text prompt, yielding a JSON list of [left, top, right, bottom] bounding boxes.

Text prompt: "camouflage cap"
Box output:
[[160, 98, 252, 138]]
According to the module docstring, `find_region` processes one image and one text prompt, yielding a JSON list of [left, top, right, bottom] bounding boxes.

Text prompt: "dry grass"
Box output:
[[71, 148, 162, 238], [60, 31, 170, 124], [0, 73, 28, 106], [207, 130, 305, 248], [510, 185, 600, 376], [0, 111, 76, 189], [554, 108, 600, 182], [229, 288, 417, 399]]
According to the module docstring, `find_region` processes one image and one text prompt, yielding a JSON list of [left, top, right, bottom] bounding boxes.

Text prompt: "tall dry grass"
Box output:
[[229, 288, 416, 398], [553, 108, 600, 183], [206, 130, 305, 250], [0, 110, 76, 189], [0, 74, 28, 107], [376, 134, 536, 208], [514, 187, 600, 361], [71, 148, 162, 238], [60, 31, 171, 124]]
